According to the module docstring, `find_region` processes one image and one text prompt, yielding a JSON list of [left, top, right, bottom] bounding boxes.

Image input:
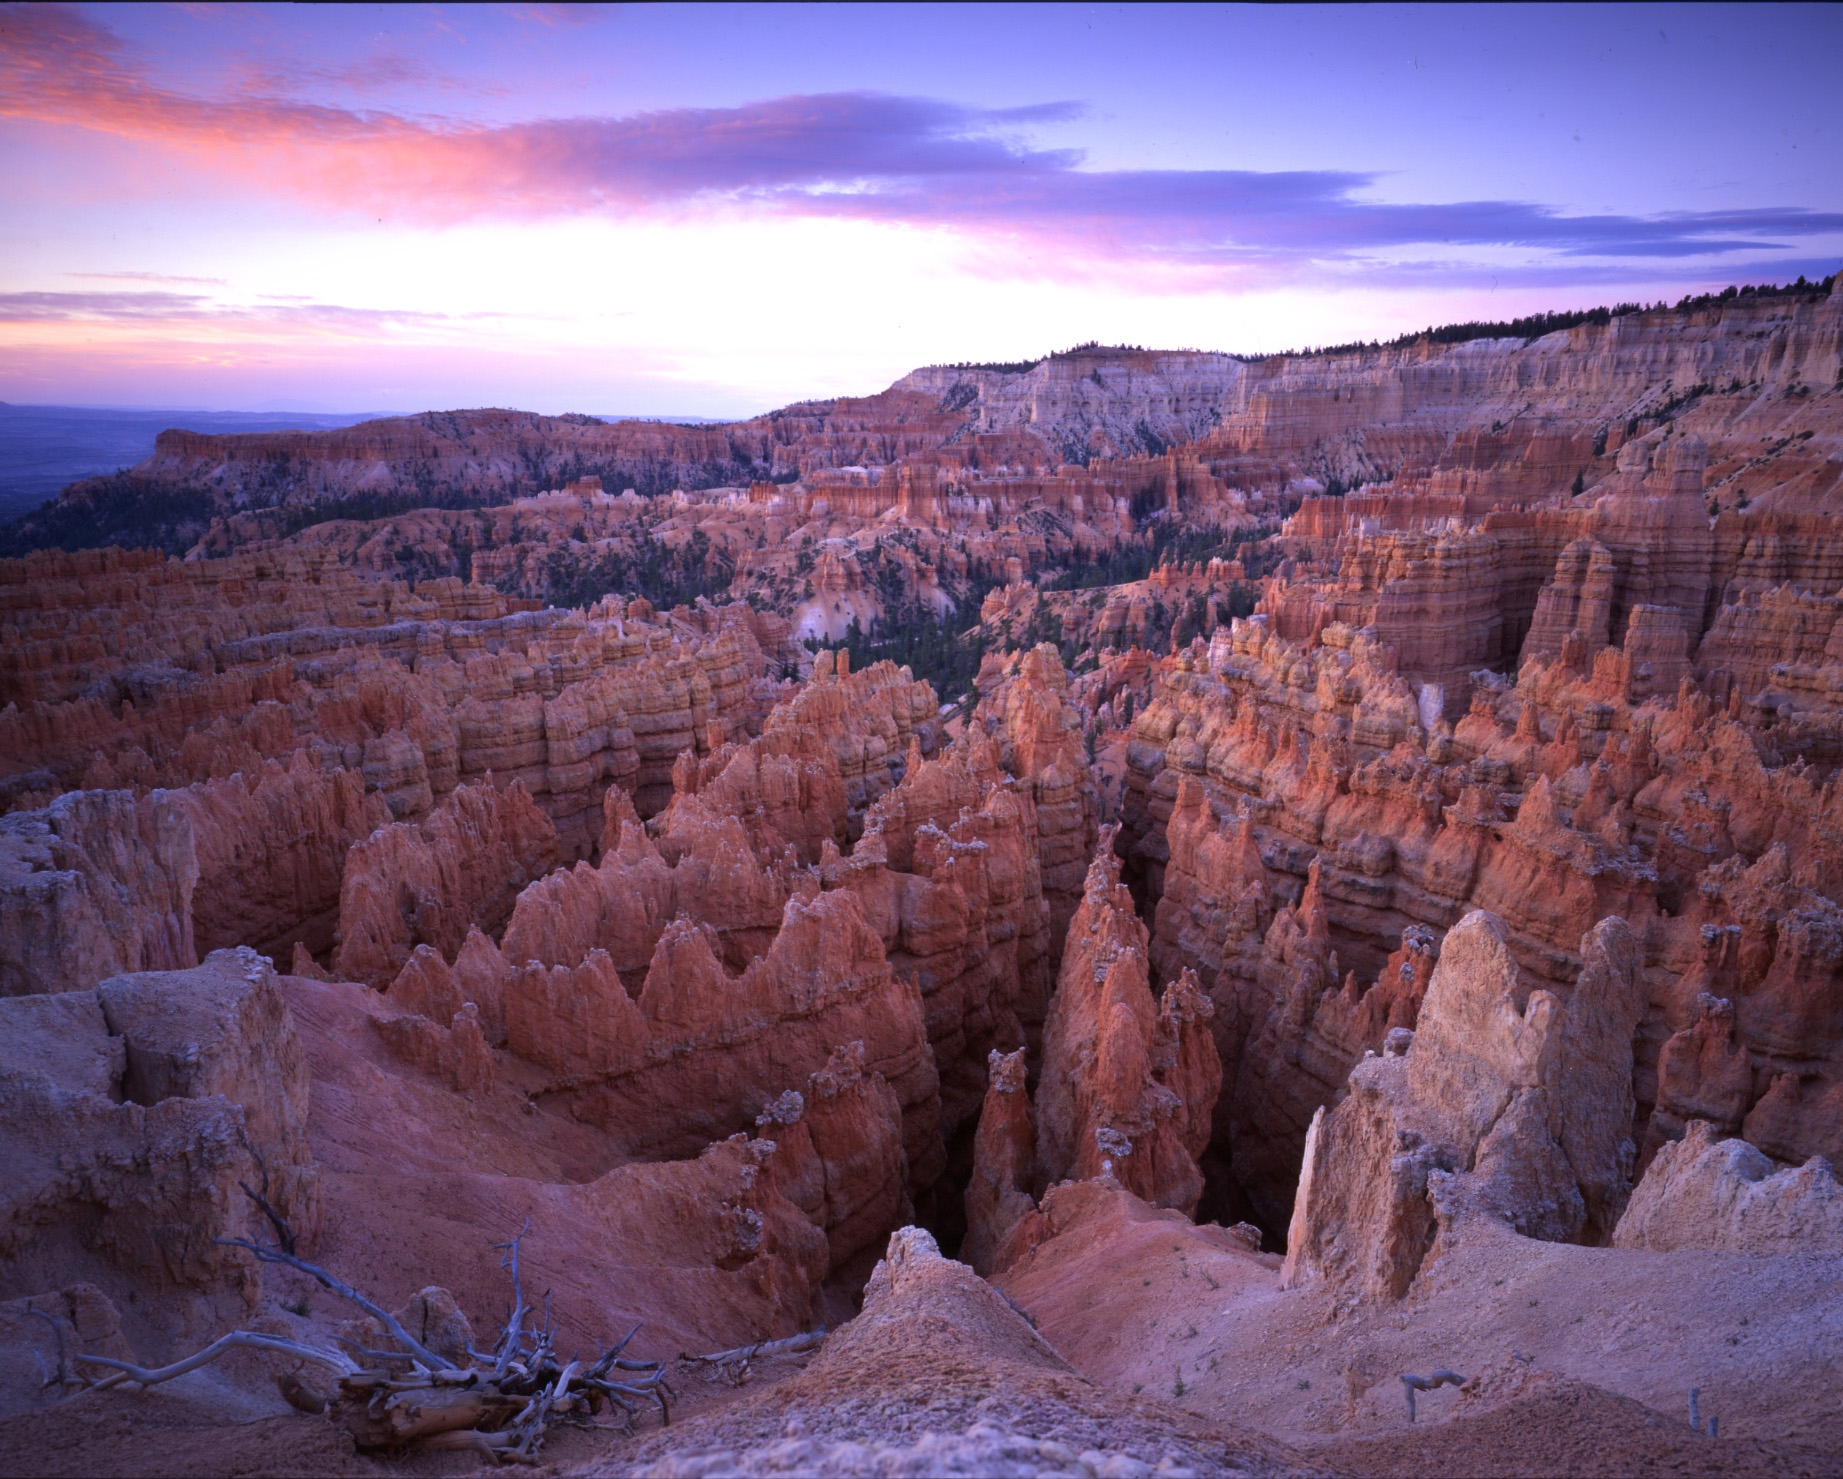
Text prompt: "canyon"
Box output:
[[2, 281, 1842, 1477]]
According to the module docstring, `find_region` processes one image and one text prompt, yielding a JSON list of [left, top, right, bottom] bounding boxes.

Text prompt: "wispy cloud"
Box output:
[[5, 3, 1839, 280], [0, 290, 215, 321], [0, 289, 453, 331], [67, 270, 228, 286]]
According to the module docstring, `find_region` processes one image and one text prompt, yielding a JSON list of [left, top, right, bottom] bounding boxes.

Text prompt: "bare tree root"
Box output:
[[25, 1307, 73, 1393], [214, 1219, 452, 1374], [75, 1188, 684, 1462], [1400, 1369, 1467, 1422]]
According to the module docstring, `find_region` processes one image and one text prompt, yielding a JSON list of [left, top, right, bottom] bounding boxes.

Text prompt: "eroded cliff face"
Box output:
[[1215, 290, 1841, 503], [0, 950, 316, 1355], [0, 651, 1037, 1399], [1119, 532, 1843, 1228]]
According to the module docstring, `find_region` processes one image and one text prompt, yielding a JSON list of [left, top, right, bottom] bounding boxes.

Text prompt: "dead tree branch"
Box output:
[[76, 1332, 357, 1388], [680, 1329, 827, 1366], [237, 1143, 296, 1257], [81, 1189, 681, 1460], [24, 1307, 70, 1391], [678, 1329, 826, 1388]]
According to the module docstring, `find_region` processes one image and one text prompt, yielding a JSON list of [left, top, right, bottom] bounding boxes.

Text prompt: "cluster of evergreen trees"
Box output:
[[540, 528, 734, 613], [1673, 275, 1837, 312], [1270, 274, 1835, 361], [0, 472, 220, 559], [1042, 521, 1278, 591], [805, 599, 995, 710]]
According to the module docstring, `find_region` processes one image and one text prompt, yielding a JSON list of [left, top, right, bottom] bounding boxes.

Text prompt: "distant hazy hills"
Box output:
[[0, 404, 387, 524], [0, 404, 724, 525]]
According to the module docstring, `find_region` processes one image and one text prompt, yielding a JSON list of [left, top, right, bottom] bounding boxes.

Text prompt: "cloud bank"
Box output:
[[5, 3, 1838, 281]]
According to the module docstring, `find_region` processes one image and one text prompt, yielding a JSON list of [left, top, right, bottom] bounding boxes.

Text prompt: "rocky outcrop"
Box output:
[[455, 882, 947, 1199], [370, 997, 496, 1095], [0, 790, 197, 998], [282, 968, 850, 1358], [897, 350, 1245, 463], [0, 549, 784, 861], [1115, 577, 1843, 1204], [822, 726, 1052, 1129], [96, 948, 319, 1235], [608, 1222, 1307, 1479], [1612, 1118, 1843, 1254], [1229, 865, 1437, 1231], [972, 644, 1100, 945], [1280, 911, 1645, 1303], [962, 1048, 1036, 1277], [333, 779, 559, 989], [0, 950, 319, 1355], [174, 753, 391, 962], [756, 1041, 912, 1283], [0, 1282, 133, 1419]]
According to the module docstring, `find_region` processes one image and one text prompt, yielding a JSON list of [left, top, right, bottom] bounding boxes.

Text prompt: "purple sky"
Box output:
[[2, 2, 1839, 414]]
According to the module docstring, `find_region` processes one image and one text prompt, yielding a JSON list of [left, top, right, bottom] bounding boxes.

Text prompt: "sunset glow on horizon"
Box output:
[[3, 1, 1840, 416]]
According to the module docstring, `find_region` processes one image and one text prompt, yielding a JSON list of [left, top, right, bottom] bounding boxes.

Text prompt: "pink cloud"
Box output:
[[4, 4, 1839, 278]]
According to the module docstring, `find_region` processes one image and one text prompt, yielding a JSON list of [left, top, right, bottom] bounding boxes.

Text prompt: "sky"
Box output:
[[2, 2, 1840, 416]]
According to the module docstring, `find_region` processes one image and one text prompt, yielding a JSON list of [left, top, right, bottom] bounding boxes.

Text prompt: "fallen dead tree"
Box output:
[[676, 1328, 827, 1387], [68, 1190, 689, 1463]]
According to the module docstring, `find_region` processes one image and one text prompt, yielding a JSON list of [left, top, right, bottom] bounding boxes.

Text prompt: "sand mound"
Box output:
[[598, 1228, 1324, 1479]]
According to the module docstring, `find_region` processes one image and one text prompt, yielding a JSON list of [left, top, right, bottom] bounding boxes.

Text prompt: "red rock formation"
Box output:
[[1033, 832, 1221, 1216], [0, 549, 783, 877], [496, 886, 946, 1197], [1111, 576, 1843, 1208], [333, 779, 559, 988], [278, 969, 838, 1361], [972, 644, 1101, 944], [824, 725, 1052, 1125], [755, 1040, 912, 1283], [175, 752, 390, 962], [961, 1048, 1036, 1276], [0, 292, 1838, 1460], [372, 998, 496, 1095]]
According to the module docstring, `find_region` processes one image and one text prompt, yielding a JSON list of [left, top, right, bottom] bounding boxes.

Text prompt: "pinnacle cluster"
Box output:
[[2, 288, 1842, 1475]]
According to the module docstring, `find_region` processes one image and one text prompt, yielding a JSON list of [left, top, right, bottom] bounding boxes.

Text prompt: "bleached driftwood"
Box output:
[[75, 1195, 676, 1462]]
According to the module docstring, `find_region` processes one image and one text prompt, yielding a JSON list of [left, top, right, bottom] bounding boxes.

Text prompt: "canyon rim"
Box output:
[[4, 4, 1843, 1476]]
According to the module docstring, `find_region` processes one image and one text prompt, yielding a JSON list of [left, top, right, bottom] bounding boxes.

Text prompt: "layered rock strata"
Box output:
[[332, 779, 560, 988], [0, 549, 783, 854], [1121, 587, 1843, 1223], [963, 832, 1223, 1267], [970, 644, 1102, 948]]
